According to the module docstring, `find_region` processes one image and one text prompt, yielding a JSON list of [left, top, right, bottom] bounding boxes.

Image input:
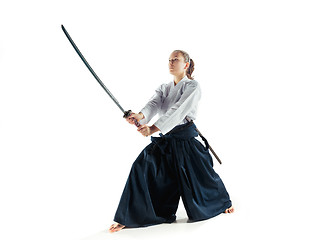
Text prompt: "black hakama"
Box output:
[[114, 121, 232, 227]]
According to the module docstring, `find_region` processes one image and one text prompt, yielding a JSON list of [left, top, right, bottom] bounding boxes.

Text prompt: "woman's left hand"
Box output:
[[137, 124, 159, 137], [137, 125, 151, 137]]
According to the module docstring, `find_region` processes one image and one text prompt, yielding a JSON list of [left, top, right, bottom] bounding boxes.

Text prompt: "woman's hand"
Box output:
[[126, 112, 144, 125], [137, 125, 160, 137]]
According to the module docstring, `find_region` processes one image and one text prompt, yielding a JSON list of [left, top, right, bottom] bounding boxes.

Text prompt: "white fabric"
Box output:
[[139, 76, 201, 134]]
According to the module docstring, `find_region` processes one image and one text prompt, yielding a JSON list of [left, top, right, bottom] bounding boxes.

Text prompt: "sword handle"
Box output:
[[123, 110, 141, 127]]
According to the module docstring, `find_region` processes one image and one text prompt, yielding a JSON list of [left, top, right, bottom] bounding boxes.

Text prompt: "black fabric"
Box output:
[[114, 122, 232, 227]]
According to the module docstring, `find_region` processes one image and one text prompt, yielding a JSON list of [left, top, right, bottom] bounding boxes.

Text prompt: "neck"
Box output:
[[174, 73, 186, 85]]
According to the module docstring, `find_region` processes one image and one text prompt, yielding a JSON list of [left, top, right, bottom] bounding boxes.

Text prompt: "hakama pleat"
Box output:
[[114, 122, 232, 228]]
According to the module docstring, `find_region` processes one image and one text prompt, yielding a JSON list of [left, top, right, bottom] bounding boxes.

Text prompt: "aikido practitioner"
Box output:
[[109, 50, 234, 233]]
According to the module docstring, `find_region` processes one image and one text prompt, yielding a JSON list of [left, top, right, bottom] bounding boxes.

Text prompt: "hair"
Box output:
[[173, 50, 195, 80]]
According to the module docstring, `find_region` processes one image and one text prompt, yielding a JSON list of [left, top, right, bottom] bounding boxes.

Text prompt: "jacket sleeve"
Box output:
[[139, 84, 165, 125], [154, 81, 201, 134]]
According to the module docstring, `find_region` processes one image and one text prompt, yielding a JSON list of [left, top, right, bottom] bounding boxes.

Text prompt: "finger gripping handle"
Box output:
[[123, 110, 141, 127]]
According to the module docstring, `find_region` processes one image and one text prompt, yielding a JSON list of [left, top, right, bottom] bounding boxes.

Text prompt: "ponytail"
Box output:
[[187, 58, 194, 80]]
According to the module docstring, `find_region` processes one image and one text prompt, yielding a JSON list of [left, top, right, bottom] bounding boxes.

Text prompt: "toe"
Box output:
[[224, 206, 234, 214], [109, 223, 125, 233], [109, 223, 118, 232]]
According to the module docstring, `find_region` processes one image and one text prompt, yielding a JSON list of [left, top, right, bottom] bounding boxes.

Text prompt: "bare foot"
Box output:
[[225, 206, 234, 214], [109, 222, 125, 233]]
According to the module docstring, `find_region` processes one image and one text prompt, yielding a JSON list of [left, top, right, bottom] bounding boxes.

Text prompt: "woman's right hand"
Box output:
[[126, 112, 144, 125]]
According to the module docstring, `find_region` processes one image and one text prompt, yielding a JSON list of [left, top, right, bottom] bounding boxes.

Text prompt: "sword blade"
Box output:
[[61, 25, 125, 113]]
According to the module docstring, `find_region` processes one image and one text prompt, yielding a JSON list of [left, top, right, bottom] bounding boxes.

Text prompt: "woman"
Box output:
[[109, 50, 234, 233]]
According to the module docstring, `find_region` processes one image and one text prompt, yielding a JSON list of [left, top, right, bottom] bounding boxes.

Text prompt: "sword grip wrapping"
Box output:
[[123, 110, 141, 127]]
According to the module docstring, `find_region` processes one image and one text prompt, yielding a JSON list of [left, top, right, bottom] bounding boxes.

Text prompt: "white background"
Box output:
[[1, 1, 335, 240]]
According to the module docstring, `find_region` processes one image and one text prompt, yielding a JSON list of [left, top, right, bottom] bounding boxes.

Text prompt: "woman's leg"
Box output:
[[111, 145, 180, 230], [174, 139, 233, 221]]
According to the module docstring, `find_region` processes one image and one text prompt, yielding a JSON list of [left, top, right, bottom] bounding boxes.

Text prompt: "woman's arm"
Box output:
[[139, 84, 165, 125], [154, 81, 201, 134]]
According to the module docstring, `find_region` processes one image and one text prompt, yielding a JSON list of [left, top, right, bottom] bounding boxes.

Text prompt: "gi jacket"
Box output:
[[139, 76, 201, 134]]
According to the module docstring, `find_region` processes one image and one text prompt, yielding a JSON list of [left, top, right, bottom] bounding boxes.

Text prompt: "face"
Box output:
[[168, 52, 189, 76]]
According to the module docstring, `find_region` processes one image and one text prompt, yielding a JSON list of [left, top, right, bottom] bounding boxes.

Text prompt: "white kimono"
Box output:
[[139, 75, 201, 134]]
